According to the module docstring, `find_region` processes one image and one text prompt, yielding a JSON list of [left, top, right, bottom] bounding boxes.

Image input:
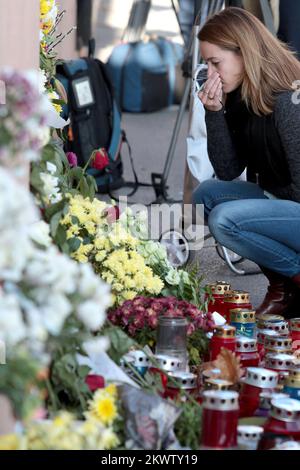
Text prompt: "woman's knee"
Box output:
[[192, 179, 219, 207], [208, 203, 236, 243]]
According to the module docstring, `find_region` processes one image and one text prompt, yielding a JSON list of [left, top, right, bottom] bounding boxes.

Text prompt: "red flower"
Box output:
[[85, 374, 105, 391], [91, 148, 109, 171]]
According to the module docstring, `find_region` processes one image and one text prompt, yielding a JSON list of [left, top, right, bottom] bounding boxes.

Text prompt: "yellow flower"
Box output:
[[89, 391, 118, 425], [95, 250, 107, 262], [72, 243, 93, 263], [122, 290, 136, 301], [101, 428, 119, 450], [105, 384, 117, 398], [0, 434, 20, 450], [53, 411, 74, 428]]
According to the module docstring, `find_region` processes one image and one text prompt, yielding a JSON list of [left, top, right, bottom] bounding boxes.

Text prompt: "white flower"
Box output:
[[39, 68, 47, 93], [77, 263, 105, 297], [40, 172, 62, 203], [29, 220, 52, 247], [165, 268, 181, 286], [0, 294, 26, 347], [179, 270, 191, 285], [77, 300, 106, 331], [46, 161, 57, 175], [83, 337, 110, 360], [41, 294, 72, 335]]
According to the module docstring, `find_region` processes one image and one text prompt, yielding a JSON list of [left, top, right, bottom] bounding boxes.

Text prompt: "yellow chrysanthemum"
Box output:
[[101, 428, 119, 450], [105, 384, 117, 398], [121, 290, 137, 301], [73, 243, 93, 263], [52, 411, 74, 428], [89, 393, 118, 425]]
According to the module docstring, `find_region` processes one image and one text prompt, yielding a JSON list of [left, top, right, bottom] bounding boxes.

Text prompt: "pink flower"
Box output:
[[104, 206, 120, 224], [66, 151, 78, 167]]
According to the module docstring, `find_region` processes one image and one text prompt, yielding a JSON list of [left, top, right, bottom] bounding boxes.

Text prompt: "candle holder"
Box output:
[[264, 335, 293, 355], [205, 281, 231, 316], [149, 354, 184, 391], [164, 371, 198, 400], [209, 325, 236, 361], [264, 397, 300, 439], [156, 316, 187, 370], [256, 391, 289, 417], [201, 390, 239, 449], [222, 291, 252, 323], [230, 309, 256, 338], [235, 337, 260, 368], [237, 425, 264, 450], [283, 370, 300, 400], [258, 320, 289, 337], [239, 367, 278, 417], [290, 319, 300, 351]]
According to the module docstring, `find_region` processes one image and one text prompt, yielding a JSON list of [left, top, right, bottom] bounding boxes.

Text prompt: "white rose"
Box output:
[[77, 300, 106, 331], [0, 294, 27, 347], [29, 220, 52, 247], [165, 268, 181, 286]]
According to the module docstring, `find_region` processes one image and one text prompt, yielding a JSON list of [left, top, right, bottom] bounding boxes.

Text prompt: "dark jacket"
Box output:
[[205, 89, 300, 202]]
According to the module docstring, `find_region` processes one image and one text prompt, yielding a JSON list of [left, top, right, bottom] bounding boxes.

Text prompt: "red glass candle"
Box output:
[[163, 372, 198, 401], [149, 354, 183, 391], [256, 314, 285, 329], [210, 325, 236, 361], [239, 367, 278, 418], [256, 329, 280, 358], [290, 318, 300, 351], [264, 397, 300, 440], [204, 378, 234, 391], [205, 281, 231, 316], [264, 335, 293, 356], [237, 425, 264, 450], [264, 353, 295, 374], [222, 291, 252, 323], [235, 337, 260, 369], [201, 390, 239, 449], [256, 391, 289, 418]]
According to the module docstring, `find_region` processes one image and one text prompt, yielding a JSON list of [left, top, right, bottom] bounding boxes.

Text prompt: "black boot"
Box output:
[[256, 266, 298, 318]]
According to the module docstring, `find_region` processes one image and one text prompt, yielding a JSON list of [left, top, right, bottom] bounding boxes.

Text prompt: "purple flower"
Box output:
[[66, 151, 78, 167]]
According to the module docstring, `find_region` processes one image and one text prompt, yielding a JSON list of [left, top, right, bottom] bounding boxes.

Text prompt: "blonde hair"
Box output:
[[198, 7, 300, 115]]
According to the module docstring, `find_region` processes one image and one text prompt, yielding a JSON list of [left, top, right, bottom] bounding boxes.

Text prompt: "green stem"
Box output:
[[75, 150, 95, 191], [46, 377, 59, 412]]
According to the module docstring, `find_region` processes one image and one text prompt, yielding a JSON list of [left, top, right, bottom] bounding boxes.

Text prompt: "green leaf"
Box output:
[[78, 365, 91, 379], [69, 167, 84, 181], [71, 216, 80, 225], [67, 237, 81, 253], [102, 324, 137, 363], [79, 177, 90, 198], [45, 199, 67, 220], [55, 224, 67, 248], [50, 210, 63, 237]]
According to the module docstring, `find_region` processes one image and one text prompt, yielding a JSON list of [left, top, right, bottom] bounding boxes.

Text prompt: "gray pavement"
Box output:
[[92, 0, 268, 308]]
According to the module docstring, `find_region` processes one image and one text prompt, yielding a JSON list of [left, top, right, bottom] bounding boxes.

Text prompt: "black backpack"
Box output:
[[56, 50, 125, 193]]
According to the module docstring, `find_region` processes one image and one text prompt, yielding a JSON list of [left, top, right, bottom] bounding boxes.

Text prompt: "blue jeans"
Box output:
[[192, 179, 300, 277]]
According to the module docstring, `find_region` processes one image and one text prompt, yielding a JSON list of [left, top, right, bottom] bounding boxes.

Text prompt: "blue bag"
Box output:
[[107, 37, 184, 112]]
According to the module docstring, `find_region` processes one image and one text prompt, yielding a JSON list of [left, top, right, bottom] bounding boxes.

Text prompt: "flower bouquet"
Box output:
[[109, 296, 215, 365]]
